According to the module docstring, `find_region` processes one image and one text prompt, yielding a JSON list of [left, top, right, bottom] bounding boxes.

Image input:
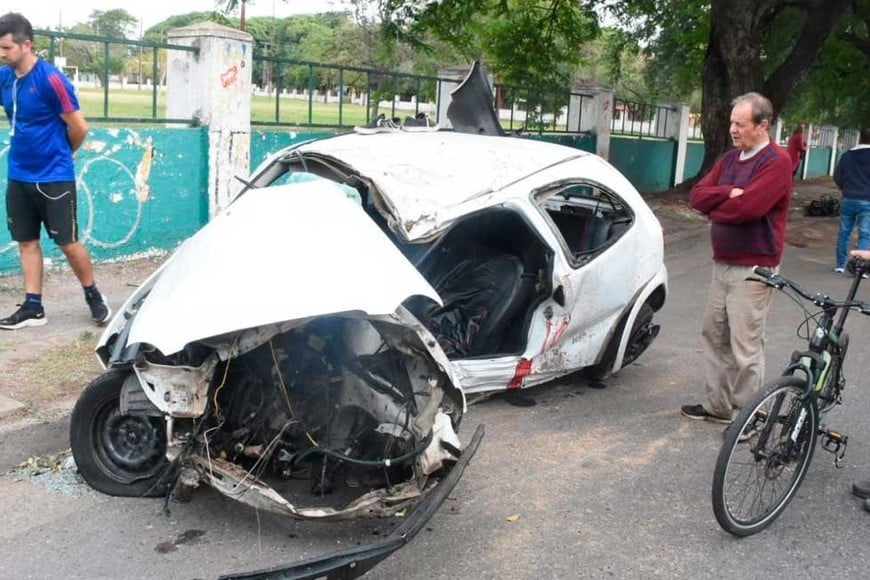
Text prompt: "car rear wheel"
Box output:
[[590, 302, 658, 380], [70, 369, 171, 497]]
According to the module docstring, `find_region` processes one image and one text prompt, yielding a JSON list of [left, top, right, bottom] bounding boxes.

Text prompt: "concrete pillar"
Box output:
[[167, 22, 253, 217], [658, 102, 690, 186], [566, 89, 614, 159]]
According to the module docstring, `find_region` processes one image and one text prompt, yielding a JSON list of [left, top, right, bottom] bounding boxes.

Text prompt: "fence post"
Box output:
[[771, 118, 784, 145], [167, 22, 253, 217], [827, 125, 839, 176], [575, 88, 613, 160], [802, 122, 814, 181], [658, 101, 690, 186]]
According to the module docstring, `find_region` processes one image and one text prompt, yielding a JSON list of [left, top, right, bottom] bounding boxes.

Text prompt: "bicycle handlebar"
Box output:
[[751, 260, 870, 315]]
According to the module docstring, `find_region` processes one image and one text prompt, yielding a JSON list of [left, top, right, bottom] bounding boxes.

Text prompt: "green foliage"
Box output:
[[88, 9, 139, 39], [604, 0, 708, 103], [782, 2, 870, 128], [144, 13, 231, 41]]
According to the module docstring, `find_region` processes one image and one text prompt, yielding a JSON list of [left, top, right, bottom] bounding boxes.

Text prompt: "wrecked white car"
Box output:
[[68, 63, 665, 578]]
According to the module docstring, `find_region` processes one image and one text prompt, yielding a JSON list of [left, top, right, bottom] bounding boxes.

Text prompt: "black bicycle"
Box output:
[[711, 256, 870, 536]]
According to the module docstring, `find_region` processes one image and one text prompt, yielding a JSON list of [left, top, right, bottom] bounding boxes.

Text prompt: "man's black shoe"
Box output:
[[0, 303, 47, 330], [85, 290, 112, 325], [681, 403, 732, 424], [853, 480, 870, 499]]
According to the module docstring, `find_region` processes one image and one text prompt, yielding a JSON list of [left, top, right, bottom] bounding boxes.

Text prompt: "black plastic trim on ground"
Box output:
[[218, 423, 485, 580]]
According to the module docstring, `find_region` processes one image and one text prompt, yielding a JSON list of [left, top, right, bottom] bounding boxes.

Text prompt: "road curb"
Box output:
[[0, 409, 71, 473]]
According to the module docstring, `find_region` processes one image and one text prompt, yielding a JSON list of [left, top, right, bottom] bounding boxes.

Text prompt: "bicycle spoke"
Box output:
[[713, 377, 818, 535]]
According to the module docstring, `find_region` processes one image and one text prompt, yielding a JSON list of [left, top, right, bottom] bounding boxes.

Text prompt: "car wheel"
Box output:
[[70, 369, 171, 497], [621, 303, 659, 367], [590, 302, 658, 380]]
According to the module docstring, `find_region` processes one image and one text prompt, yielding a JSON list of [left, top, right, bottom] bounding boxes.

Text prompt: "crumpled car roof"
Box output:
[[295, 131, 589, 237]]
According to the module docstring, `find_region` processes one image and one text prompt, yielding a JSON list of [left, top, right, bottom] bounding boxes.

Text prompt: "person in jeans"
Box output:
[[681, 92, 793, 424], [833, 128, 870, 274], [0, 12, 110, 329]]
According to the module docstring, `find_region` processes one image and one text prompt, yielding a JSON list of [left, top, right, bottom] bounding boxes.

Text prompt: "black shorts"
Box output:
[[5, 179, 79, 245]]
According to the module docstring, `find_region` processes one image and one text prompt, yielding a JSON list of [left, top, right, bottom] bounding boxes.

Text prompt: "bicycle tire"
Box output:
[[712, 376, 818, 536]]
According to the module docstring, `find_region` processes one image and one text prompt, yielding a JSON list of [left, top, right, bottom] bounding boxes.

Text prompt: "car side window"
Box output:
[[535, 182, 634, 262]]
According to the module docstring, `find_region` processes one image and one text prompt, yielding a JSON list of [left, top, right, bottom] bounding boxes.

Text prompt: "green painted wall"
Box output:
[[0, 127, 669, 276], [806, 146, 832, 178], [251, 130, 337, 169], [684, 141, 705, 181], [1, 127, 208, 274], [526, 133, 597, 154], [0, 128, 350, 275], [610, 136, 677, 194]]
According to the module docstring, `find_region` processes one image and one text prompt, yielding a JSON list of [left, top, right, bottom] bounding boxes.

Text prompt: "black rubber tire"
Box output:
[[69, 369, 171, 497], [712, 376, 818, 536], [590, 302, 656, 380]]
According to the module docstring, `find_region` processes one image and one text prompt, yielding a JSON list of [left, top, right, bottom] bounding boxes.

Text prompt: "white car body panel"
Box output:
[[124, 180, 442, 357]]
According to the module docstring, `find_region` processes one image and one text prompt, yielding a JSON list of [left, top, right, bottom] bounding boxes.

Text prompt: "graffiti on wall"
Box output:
[[0, 127, 208, 274]]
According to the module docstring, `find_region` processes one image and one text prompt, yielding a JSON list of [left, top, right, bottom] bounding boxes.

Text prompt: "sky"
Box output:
[[4, 0, 342, 32]]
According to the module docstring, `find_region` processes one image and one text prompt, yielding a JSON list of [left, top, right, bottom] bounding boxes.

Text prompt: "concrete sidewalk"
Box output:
[[0, 177, 843, 472]]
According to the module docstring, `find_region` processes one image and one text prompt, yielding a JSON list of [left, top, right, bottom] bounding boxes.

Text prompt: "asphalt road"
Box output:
[[2, 223, 870, 580]]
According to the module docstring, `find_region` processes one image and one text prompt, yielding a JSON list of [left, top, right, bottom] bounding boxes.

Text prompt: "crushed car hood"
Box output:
[[126, 179, 442, 356]]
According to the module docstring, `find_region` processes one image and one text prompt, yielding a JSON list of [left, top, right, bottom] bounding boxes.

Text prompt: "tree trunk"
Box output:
[[697, 0, 851, 178]]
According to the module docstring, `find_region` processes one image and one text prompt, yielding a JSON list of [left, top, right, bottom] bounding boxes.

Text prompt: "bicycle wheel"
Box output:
[[712, 376, 818, 536]]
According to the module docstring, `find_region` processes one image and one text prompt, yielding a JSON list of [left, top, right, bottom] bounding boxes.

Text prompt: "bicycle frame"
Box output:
[[754, 262, 868, 461]]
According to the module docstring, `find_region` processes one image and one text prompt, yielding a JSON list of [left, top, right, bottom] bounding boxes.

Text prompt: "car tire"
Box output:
[[590, 302, 657, 380], [70, 369, 172, 497]]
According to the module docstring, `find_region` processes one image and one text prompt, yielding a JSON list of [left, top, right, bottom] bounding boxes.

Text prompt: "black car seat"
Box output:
[[423, 243, 531, 358]]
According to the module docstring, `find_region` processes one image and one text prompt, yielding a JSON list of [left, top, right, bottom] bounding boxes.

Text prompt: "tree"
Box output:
[[89, 9, 138, 38], [783, 0, 870, 128], [609, 0, 852, 175], [217, 0, 253, 31], [381, 0, 599, 89]]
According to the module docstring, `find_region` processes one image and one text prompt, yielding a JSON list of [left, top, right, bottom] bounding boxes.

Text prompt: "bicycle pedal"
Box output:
[[820, 429, 849, 467], [825, 430, 846, 443]]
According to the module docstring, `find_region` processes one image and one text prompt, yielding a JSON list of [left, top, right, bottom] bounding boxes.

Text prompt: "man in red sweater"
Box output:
[[681, 92, 793, 424], [786, 124, 807, 178]]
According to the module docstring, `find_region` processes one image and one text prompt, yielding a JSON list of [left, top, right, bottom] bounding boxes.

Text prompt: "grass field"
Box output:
[[76, 87, 394, 127]]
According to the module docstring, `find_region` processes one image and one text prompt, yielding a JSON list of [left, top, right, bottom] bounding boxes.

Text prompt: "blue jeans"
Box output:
[[836, 198, 870, 269]]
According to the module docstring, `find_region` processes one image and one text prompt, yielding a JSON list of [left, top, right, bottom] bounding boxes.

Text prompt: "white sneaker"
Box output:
[[354, 114, 401, 135]]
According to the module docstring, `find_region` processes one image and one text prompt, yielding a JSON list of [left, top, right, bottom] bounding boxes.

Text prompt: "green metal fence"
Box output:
[[249, 51, 594, 134], [36, 29, 197, 125], [32, 28, 642, 137]]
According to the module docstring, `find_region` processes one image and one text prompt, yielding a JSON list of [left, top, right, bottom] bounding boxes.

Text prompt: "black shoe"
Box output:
[[681, 403, 732, 424], [85, 289, 112, 325], [0, 303, 47, 330], [403, 112, 438, 132], [354, 114, 401, 134], [853, 480, 870, 499]]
